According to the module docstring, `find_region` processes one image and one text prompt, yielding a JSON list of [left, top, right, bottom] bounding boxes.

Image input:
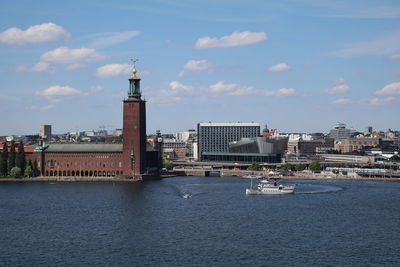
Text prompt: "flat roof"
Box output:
[[44, 144, 123, 153], [203, 152, 276, 156], [198, 122, 260, 127]]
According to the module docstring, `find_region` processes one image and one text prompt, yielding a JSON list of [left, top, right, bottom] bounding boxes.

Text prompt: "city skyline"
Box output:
[[1, 0, 400, 136]]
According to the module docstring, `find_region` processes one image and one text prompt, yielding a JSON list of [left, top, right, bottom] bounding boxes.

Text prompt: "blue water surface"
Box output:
[[0, 177, 399, 266]]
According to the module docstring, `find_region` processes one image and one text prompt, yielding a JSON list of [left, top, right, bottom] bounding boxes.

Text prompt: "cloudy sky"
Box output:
[[0, 0, 399, 135]]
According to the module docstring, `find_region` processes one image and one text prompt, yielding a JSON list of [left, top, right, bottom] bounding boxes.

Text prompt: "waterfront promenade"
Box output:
[[1, 172, 399, 182]]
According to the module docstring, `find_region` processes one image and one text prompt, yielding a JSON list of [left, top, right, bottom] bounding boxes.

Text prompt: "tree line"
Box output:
[[0, 141, 38, 178]]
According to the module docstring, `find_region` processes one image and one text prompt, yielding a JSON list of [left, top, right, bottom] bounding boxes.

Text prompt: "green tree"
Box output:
[[163, 161, 174, 170], [309, 161, 321, 172], [10, 166, 22, 178], [295, 164, 306, 171], [24, 165, 33, 178], [7, 141, 16, 174], [283, 164, 296, 171], [247, 163, 262, 171], [0, 142, 8, 176], [15, 141, 26, 172]]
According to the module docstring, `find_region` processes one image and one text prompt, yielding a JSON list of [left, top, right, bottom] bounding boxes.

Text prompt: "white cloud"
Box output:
[[83, 85, 104, 96], [95, 64, 131, 78], [326, 84, 349, 94], [258, 88, 296, 96], [15, 62, 56, 73], [41, 46, 107, 64], [361, 97, 395, 105], [195, 31, 267, 49], [42, 105, 55, 110], [375, 82, 400, 95], [65, 63, 85, 71], [227, 86, 254, 96], [184, 60, 212, 71], [332, 31, 400, 57], [25, 105, 55, 111], [168, 81, 193, 94], [36, 85, 81, 97], [89, 30, 140, 47], [268, 63, 291, 72], [25, 105, 38, 110], [0, 22, 70, 45], [277, 88, 295, 96], [148, 96, 185, 105], [333, 77, 346, 84], [209, 81, 241, 93], [149, 81, 193, 105], [332, 98, 352, 104], [208, 81, 295, 97]]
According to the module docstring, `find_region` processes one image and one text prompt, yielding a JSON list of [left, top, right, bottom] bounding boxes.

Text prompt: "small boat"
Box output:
[[246, 178, 295, 195], [242, 174, 263, 179], [181, 193, 192, 199]]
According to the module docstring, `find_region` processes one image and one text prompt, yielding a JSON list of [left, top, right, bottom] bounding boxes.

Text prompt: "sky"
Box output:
[[0, 0, 399, 136]]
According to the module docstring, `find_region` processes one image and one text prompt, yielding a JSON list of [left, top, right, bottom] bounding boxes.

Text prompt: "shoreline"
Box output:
[[0, 175, 176, 183], [0, 174, 399, 182]]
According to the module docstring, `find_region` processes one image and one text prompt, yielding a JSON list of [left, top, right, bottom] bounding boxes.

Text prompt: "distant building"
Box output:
[[201, 136, 287, 163], [329, 123, 355, 140], [287, 138, 334, 155], [365, 126, 373, 135], [162, 139, 187, 160], [197, 122, 260, 161], [175, 129, 196, 141], [335, 138, 380, 153], [39, 125, 52, 139]]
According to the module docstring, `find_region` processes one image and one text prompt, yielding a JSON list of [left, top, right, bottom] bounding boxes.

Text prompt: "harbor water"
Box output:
[[0, 177, 399, 266]]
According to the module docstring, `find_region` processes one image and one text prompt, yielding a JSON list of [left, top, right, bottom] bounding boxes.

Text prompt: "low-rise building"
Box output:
[[335, 138, 380, 153]]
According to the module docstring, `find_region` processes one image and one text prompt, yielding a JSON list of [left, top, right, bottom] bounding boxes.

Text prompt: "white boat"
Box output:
[[246, 178, 295, 195], [181, 193, 192, 199], [242, 174, 263, 179]]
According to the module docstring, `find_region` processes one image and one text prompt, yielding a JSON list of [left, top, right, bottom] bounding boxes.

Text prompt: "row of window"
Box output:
[[46, 160, 122, 168], [48, 153, 121, 158], [45, 170, 122, 177]]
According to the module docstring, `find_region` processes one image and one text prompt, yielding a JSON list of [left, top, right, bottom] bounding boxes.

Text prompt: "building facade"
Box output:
[[39, 125, 52, 139], [335, 138, 380, 153], [329, 123, 355, 140], [197, 122, 260, 161]]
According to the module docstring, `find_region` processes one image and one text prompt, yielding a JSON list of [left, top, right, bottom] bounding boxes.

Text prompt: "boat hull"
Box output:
[[246, 188, 294, 195]]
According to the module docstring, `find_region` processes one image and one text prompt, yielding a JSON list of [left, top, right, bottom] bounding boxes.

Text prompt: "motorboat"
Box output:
[[181, 193, 192, 199], [246, 178, 295, 195], [242, 174, 264, 179]]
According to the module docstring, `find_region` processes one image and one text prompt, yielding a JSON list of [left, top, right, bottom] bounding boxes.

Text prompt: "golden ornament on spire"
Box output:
[[131, 58, 140, 79]]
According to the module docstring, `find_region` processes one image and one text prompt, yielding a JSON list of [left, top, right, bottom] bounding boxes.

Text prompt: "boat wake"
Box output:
[[294, 184, 342, 194]]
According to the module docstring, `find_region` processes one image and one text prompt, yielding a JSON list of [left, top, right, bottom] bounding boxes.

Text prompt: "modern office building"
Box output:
[[39, 125, 52, 139], [365, 126, 373, 135], [329, 123, 355, 140], [197, 122, 260, 161]]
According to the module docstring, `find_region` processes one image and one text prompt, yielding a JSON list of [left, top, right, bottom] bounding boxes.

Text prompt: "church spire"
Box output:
[[128, 59, 141, 99]]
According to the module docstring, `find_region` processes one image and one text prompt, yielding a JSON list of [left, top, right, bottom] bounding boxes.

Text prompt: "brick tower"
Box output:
[[122, 63, 146, 178]]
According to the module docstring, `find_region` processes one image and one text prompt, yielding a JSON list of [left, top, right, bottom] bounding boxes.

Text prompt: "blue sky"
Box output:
[[0, 0, 399, 136]]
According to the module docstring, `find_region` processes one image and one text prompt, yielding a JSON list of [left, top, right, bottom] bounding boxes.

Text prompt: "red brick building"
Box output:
[[25, 66, 160, 179]]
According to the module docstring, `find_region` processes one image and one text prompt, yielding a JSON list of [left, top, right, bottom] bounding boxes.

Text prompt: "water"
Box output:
[[0, 177, 399, 266]]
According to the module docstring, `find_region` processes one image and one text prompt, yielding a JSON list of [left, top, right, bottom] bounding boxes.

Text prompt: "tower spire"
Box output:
[[128, 58, 141, 99]]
